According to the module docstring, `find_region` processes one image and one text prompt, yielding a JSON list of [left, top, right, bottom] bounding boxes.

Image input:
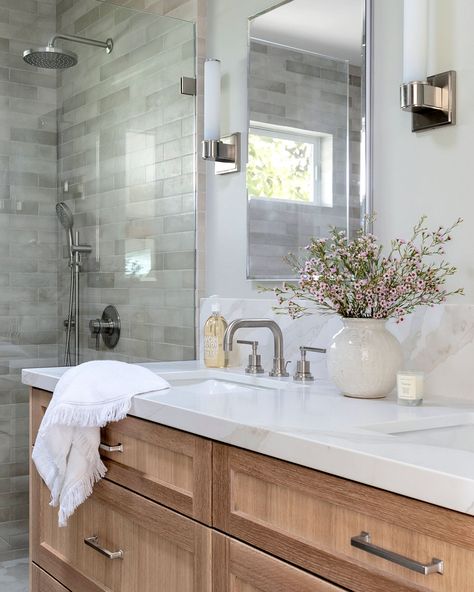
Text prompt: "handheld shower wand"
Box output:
[[55, 202, 74, 264], [56, 202, 91, 365]]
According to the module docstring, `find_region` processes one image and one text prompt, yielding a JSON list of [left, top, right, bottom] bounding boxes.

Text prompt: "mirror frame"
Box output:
[[246, 0, 374, 280]]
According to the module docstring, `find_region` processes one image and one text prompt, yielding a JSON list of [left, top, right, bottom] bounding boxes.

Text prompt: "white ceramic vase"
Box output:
[[327, 318, 403, 399]]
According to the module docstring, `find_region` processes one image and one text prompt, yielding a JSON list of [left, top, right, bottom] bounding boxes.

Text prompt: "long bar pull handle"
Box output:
[[84, 536, 123, 560], [99, 442, 123, 453], [351, 532, 444, 575]]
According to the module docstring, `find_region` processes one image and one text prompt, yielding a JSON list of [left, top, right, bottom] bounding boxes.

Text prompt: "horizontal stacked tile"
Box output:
[[248, 40, 362, 278], [0, 0, 58, 561], [55, 0, 197, 363], [0, 0, 200, 561]]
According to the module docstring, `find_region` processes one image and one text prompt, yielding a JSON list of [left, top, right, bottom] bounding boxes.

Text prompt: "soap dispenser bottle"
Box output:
[[203, 299, 228, 368]]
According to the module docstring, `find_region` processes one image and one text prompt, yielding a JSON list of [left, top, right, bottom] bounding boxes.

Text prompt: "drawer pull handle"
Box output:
[[351, 532, 443, 575], [84, 536, 123, 560], [99, 442, 123, 453]]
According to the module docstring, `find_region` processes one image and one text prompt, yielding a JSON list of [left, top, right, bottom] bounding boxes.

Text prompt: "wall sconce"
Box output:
[[400, 0, 456, 132], [201, 58, 241, 175]]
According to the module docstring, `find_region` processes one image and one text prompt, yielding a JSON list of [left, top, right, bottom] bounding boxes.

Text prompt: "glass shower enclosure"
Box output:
[[0, 0, 196, 563]]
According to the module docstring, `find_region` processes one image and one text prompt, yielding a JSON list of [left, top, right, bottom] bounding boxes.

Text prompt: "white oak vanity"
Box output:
[[28, 380, 474, 592]]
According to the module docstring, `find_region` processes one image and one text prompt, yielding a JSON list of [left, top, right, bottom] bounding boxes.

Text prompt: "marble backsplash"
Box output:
[[200, 298, 474, 401]]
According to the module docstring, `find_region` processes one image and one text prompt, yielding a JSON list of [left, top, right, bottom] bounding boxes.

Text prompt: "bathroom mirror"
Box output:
[[246, 0, 372, 279]]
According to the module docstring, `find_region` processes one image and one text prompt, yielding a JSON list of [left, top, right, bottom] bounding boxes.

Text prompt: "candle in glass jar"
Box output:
[[397, 371, 424, 406]]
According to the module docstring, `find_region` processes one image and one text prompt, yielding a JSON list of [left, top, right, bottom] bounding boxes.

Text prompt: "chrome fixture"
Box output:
[[56, 202, 92, 366], [56, 201, 74, 263], [223, 319, 289, 377], [400, 1, 455, 132], [23, 33, 113, 69], [89, 305, 121, 351], [99, 441, 123, 453], [400, 71, 456, 132], [202, 133, 241, 175], [237, 340, 264, 374], [293, 346, 327, 382], [351, 532, 444, 575], [180, 76, 197, 96], [84, 536, 123, 560], [201, 58, 241, 174]]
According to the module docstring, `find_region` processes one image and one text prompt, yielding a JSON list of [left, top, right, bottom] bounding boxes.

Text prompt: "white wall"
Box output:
[[373, 0, 474, 300], [206, 0, 474, 301]]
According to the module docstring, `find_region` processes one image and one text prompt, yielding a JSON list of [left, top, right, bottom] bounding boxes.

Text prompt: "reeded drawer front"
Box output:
[[213, 532, 345, 592], [31, 475, 212, 592], [213, 444, 474, 592], [100, 415, 212, 523]]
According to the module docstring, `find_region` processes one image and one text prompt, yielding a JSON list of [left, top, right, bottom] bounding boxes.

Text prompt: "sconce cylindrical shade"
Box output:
[[403, 0, 428, 84], [204, 58, 221, 141]]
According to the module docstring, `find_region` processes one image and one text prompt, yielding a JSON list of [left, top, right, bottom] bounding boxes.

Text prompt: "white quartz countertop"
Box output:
[[22, 361, 474, 516]]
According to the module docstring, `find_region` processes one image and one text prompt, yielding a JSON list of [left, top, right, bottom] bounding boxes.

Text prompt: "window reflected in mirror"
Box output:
[[247, 123, 334, 207]]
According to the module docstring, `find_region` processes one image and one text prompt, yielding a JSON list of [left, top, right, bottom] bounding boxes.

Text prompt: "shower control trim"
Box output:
[[89, 305, 121, 350]]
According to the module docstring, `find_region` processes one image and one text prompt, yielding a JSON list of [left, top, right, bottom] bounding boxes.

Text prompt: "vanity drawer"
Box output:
[[31, 472, 212, 592], [30, 388, 213, 524], [100, 415, 212, 523], [32, 564, 71, 592], [213, 532, 345, 591], [213, 443, 474, 592]]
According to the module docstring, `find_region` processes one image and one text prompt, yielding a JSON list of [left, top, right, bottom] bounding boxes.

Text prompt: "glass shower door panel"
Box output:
[[56, 3, 196, 363]]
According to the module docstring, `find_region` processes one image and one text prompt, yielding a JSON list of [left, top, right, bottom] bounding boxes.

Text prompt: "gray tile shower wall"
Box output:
[[55, 0, 197, 363], [248, 40, 361, 278], [0, 0, 202, 566], [0, 0, 58, 561]]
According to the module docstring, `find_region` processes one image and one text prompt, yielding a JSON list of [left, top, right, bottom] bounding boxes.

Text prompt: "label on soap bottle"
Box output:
[[204, 335, 218, 361]]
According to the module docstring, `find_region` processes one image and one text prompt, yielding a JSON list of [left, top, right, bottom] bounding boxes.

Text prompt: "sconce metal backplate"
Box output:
[[215, 133, 241, 175], [201, 133, 241, 175], [401, 70, 456, 132]]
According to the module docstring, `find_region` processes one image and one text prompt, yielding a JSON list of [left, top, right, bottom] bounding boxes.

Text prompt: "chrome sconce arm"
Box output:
[[400, 70, 456, 132]]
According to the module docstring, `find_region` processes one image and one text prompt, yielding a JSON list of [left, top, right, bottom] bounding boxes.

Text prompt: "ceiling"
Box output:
[[250, 0, 364, 65]]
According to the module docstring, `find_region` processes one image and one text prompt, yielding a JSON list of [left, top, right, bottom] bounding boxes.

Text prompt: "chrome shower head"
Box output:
[[23, 46, 78, 69], [56, 202, 74, 260], [23, 34, 113, 70]]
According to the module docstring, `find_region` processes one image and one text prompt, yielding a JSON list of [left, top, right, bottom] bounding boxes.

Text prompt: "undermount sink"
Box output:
[[166, 378, 273, 396], [156, 368, 304, 394], [363, 413, 474, 453]]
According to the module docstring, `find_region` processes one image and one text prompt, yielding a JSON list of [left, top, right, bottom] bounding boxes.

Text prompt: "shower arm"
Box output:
[[49, 34, 113, 52]]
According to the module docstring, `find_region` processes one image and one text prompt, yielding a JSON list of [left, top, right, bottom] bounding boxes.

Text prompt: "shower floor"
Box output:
[[0, 556, 28, 591]]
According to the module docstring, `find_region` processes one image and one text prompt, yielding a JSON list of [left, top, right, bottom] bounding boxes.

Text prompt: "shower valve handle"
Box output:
[[89, 318, 116, 350], [88, 306, 121, 351]]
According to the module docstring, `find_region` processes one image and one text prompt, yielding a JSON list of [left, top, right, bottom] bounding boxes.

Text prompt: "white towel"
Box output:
[[32, 360, 170, 527]]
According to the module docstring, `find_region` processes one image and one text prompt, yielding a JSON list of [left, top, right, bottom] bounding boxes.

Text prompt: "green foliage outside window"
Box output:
[[247, 133, 313, 203]]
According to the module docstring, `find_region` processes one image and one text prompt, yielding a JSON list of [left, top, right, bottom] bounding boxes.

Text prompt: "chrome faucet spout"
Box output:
[[223, 319, 289, 377]]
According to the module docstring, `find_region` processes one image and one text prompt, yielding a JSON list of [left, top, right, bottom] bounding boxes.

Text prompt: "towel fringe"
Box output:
[[58, 458, 107, 527], [40, 398, 132, 430]]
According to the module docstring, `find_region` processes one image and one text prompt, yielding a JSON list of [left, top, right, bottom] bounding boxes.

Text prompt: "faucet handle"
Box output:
[[237, 340, 265, 374], [294, 346, 327, 382]]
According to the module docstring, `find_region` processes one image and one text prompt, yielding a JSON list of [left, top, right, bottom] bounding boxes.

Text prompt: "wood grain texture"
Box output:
[[32, 474, 212, 592], [101, 415, 212, 523], [30, 390, 212, 592], [31, 564, 71, 592], [213, 532, 345, 592], [213, 443, 474, 592], [30, 388, 212, 524]]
